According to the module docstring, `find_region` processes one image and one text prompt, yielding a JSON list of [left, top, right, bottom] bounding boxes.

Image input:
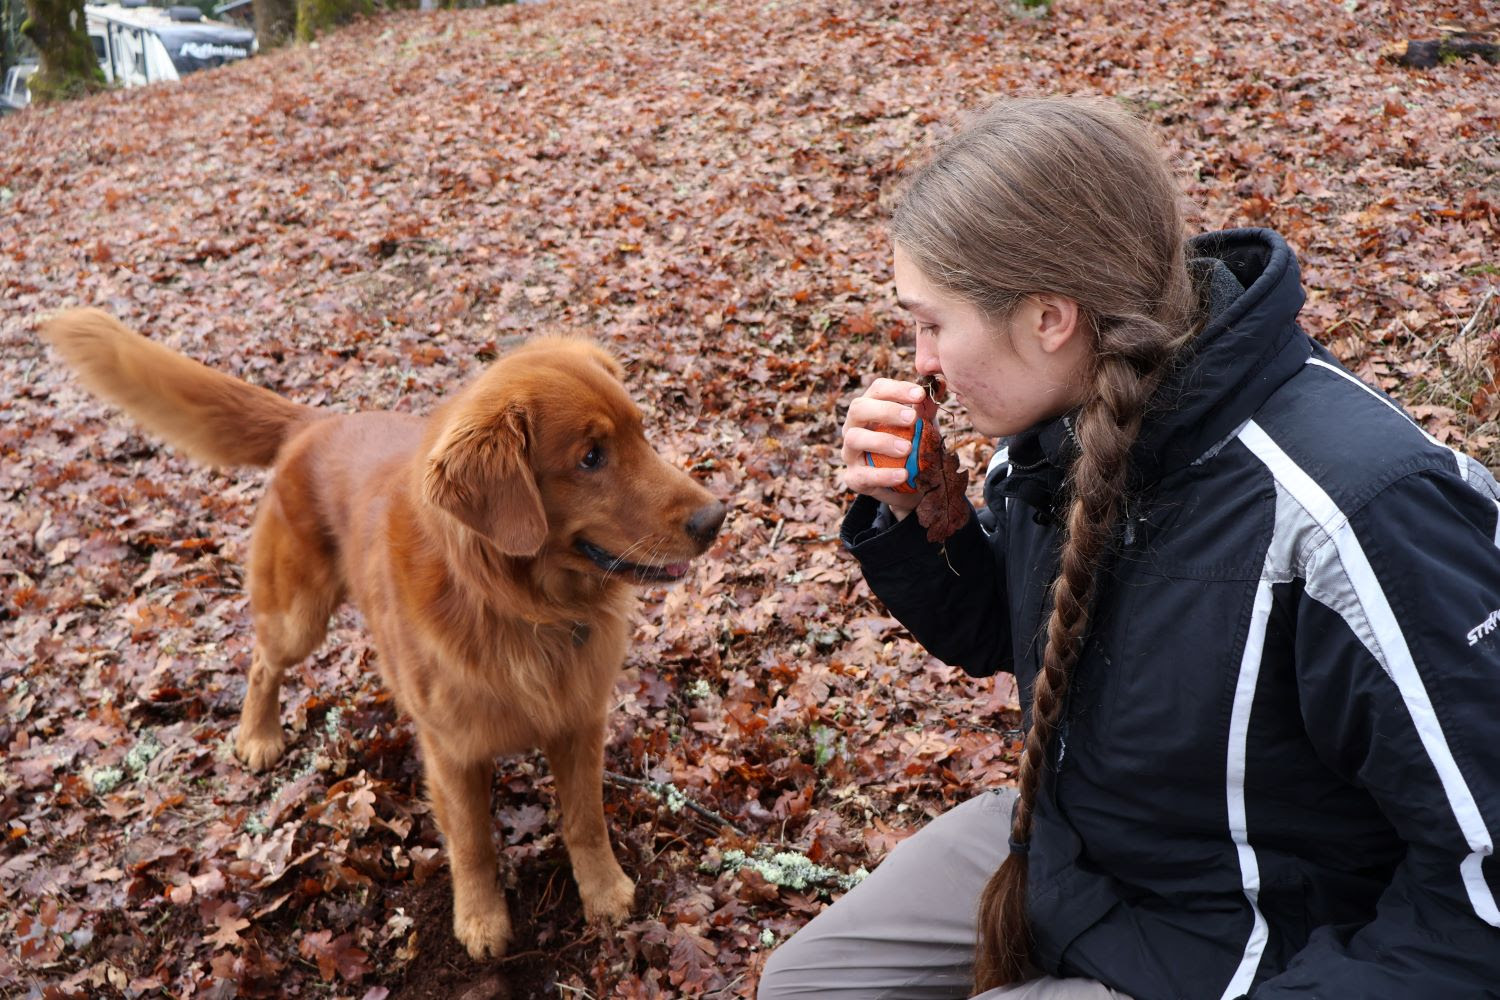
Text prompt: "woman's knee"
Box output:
[[757, 791, 1016, 999], [757, 926, 822, 999]]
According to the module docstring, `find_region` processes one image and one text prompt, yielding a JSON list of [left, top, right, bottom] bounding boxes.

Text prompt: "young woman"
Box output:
[[758, 97, 1500, 1000]]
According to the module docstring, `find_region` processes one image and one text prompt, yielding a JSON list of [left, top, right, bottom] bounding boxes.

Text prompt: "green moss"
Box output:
[[20, 0, 105, 103], [295, 0, 374, 44], [809, 723, 841, 768]]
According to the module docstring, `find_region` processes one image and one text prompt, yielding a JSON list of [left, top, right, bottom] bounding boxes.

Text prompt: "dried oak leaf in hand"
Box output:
[[913, 419, 969, 544]]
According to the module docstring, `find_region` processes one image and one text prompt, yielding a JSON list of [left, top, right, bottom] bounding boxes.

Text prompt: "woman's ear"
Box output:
[[423, 403, 548, 555], [1030, 294, 1082, 355]]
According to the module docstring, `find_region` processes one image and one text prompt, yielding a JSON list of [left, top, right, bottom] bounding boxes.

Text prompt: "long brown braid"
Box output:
[[888, 98, 1199, 989]]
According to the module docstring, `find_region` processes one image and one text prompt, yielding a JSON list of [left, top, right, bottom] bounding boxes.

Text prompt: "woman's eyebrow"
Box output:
[[895, 295, 927, 312]]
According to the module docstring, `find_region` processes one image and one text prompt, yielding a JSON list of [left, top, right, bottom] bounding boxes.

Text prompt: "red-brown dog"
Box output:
[[43, 310, 724, 959]]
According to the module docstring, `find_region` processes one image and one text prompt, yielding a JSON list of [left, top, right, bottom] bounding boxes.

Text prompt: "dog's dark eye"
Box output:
[[580, 445, 604, 470]]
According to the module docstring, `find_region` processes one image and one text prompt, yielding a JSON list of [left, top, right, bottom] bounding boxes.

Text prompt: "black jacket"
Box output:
[[843, 230, 1500, 999]]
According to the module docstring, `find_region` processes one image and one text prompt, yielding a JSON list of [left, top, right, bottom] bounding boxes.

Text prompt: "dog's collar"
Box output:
[[574, 540, 689, 585]]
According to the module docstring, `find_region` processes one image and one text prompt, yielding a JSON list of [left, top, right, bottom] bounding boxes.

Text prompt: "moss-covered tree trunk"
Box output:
[[20, 0, 103, 102], [252, 0, 294, 50], [294, 0, 370, 44]]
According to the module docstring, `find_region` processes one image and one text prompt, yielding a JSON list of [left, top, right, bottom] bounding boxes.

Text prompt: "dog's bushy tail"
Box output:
[[42, 308, 320, 468]]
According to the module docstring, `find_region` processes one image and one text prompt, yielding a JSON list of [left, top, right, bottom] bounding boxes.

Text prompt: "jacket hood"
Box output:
[[998, 228, 1312, 516]]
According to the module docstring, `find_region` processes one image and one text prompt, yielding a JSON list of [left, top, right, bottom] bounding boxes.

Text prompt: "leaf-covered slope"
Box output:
[[1, 0, 1496, 996]]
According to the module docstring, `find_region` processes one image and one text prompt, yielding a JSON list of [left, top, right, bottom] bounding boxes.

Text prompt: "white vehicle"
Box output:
[[0, 3, 251, 111], [86, 1, 255, 88], [0, 63, 36, 112]]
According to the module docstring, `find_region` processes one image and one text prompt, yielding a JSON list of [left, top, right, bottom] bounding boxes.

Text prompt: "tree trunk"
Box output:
[[20, 0, 103, 101], [294, 0, 370, 43], [253, 0, 295, 49]]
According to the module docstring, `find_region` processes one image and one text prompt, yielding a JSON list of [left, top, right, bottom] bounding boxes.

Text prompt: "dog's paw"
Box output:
[[581, 869, 635, 926], [234, 728, 286, 772], [454, 905, 512, 961]]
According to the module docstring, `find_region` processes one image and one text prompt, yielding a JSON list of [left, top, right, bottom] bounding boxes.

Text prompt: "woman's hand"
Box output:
[[839, 378, 939, 517]]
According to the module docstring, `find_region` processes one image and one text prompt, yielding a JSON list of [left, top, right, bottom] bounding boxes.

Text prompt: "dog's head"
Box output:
[[422, 337, 725, 584]]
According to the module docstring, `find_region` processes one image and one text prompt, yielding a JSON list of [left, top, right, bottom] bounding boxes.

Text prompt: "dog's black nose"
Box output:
[[685, 500, 726, 547]]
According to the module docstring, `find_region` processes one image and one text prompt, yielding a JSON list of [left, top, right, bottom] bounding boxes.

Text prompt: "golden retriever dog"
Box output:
[[42, 309, 725, 959]]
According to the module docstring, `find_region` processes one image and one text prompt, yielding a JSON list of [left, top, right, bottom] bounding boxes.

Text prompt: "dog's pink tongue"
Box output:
[[666, 563, 689, 578]]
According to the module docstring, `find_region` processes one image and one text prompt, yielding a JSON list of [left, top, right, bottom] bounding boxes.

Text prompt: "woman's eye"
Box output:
[[919, 324, 938, 338], [580, 445, 604, 470]]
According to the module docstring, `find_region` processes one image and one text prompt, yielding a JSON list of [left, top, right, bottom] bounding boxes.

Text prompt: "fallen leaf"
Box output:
[[299, 929, 369, 983], [206, 909, 250, 949], [913, 420, 970, 544]]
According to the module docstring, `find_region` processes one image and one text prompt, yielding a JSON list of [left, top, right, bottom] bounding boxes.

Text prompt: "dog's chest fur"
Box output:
[[374, 593, 633, 763]]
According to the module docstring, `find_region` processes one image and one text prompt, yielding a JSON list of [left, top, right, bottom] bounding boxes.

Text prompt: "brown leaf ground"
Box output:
[[1, 0, 1496, 996]]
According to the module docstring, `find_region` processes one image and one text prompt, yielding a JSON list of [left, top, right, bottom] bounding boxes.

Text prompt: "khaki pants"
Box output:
[[757, 790, 1132, 1000]]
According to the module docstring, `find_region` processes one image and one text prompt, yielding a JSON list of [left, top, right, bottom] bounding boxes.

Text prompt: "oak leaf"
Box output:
[[913, 420, 970, 544], [298, 930, 370, 983], [667, 928, 720, 993], [206, 909, 250, 949]]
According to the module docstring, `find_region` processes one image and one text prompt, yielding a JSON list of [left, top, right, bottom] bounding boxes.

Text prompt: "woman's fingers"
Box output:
[[842, 462, 918, 494], [864, 378, 928, 406], [843, 419, 915, 460], [843, 394, 920, 448], [839, 378, 933, 511], [839, 471, 921, 517]]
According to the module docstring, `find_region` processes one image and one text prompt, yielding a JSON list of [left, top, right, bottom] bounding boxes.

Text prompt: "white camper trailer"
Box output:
[[0, 2, 255, 110], [85, 1, 255, 88]]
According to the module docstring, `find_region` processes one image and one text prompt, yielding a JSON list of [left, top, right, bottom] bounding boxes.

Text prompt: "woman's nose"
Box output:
[[913, 332, 941, 377]]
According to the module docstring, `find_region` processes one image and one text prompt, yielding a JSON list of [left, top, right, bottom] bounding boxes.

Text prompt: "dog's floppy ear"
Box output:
[[423, 403, 547, 556]]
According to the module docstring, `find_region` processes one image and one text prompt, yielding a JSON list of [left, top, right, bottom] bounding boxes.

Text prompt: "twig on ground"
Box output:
[[767, 517, 785, 549], [142, 585, 244, 600], [604, 769, 748, 837], [955, 722, 1025, 741], [1459, 288, 1498, 342], [789, 532, 840, 544], [706, 973, 750, 997]]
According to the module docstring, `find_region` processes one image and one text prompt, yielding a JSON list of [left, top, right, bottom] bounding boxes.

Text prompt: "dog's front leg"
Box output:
[[420, 735, 511, 960], [544, 720, 634, 926], [235, 645, 290, 771]]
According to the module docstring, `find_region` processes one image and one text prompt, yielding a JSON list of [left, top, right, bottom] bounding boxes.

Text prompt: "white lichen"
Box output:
[[123, 731, 163, 775], [642, 779, 689, 814], [684, 678, 712, 701], [711, 846, 868, 894], [89, 767, 125, 795]]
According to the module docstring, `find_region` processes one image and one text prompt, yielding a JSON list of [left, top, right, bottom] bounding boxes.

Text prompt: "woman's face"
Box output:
[[893, 245, 1091, 438]]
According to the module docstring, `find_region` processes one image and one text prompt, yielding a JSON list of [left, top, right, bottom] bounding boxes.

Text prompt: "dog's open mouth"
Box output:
[[575, 540, 691, 584]]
